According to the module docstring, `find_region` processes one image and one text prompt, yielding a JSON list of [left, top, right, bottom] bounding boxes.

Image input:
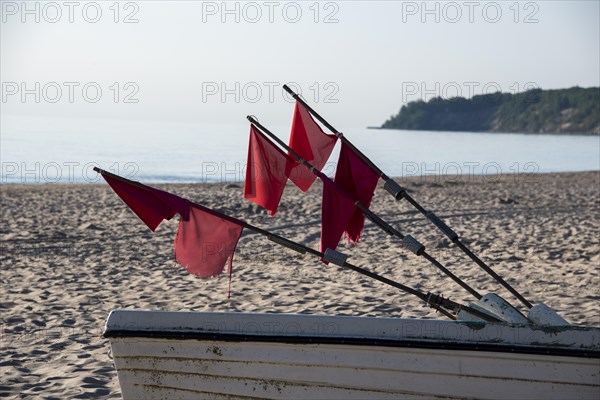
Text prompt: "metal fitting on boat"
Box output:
[[528, 303, 570, 326], [323, 248, 348, 266], [402, 235, 424, 255], [383, 179, 405, 199]]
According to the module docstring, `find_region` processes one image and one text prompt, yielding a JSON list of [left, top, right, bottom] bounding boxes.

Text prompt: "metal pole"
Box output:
[[247, 117, 482, 301], [281, 85, 532, 309], [95, 167, 498, 321]]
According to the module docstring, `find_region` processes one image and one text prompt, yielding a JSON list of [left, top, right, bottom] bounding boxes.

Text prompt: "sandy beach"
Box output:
[[1, 171, 599, 399]]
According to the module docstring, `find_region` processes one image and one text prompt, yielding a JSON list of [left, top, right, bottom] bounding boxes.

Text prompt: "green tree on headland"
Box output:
[[381, 87, 600, 134]]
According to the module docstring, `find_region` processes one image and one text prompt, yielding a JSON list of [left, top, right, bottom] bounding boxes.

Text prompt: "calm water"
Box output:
[[1, 115, 599, 184]]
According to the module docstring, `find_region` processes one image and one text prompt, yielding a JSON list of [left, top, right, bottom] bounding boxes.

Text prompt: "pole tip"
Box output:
[[247, 115, 262, 124]]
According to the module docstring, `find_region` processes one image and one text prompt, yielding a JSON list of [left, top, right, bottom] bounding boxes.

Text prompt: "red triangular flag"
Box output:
[[244, 125, 292, 215], [320, 178, 357, 253], [174, 204, 244, 278], [335, 143, 380, 242], [320, 143, 380, 253], [102, 173, 186, 231], [288, 102, 338, 192]]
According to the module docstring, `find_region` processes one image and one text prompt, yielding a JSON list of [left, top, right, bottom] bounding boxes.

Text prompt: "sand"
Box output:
[[1, 171, 599, 398]]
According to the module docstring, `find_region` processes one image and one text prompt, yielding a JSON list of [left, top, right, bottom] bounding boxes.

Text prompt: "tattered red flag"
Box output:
[[244, 125, 292, 216], [102, 173, 187, 231], [102, 171, 244, 296], [320, 178, 357, 254], [174, 204, 244, 279], [320, 143, 380, 253], [288, 102, 338, 192], [335, 143, 380, 242]]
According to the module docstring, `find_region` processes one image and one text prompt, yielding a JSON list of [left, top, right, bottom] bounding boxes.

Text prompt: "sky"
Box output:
[[1, 0, 599, 128]]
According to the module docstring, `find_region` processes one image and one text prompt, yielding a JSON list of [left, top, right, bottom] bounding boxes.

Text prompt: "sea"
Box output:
[[1, 115, 599, 184]]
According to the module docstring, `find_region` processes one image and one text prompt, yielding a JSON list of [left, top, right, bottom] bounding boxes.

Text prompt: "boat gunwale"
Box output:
[[104, 310, 600, 359], [104, 329, 600, 359]]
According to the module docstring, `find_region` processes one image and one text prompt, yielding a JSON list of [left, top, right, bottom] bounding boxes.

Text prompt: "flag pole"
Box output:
[[247, 116, 482, 302], [282, 85, 532, 309], [94, 167, 499, 322]]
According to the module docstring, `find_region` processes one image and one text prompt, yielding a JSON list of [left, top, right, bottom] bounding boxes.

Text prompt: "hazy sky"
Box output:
[[2, 0, 599, 128]]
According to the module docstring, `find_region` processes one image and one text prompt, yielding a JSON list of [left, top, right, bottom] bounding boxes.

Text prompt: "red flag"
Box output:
[[335, 143, 380, 241], [320, 178, 357, 253], [174, 205, 244, 278], [102, 172, 244, 293], [102, 173, 187, 231], [288, 102, 338, 192], [244, 125, 292, 216], [320, 143, 380, 252]]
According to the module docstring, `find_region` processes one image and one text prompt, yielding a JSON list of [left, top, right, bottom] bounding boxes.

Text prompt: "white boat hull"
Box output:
[[105, 311, 600, 399]]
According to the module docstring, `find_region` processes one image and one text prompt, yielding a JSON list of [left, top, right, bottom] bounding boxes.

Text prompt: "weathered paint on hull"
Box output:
[[111, 338, 600, 399], [105, 311, 600, 400]]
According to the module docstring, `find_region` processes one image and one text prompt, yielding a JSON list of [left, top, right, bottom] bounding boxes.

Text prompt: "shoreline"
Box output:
[[1, 169, 599, 187], [370, 126, 600, 136]]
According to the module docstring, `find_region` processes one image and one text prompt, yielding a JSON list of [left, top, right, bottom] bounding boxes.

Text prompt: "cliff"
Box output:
[[381, 87, 599, 134]]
